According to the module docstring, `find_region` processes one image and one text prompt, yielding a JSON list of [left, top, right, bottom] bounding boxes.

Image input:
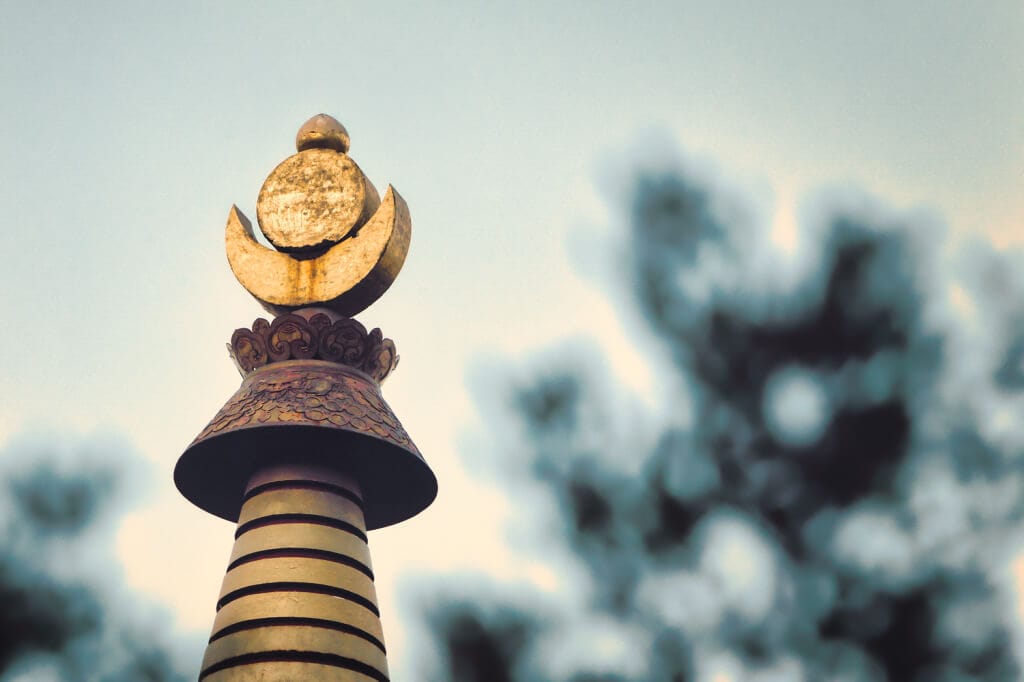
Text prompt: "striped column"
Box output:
[[199, 464, 388, 682]]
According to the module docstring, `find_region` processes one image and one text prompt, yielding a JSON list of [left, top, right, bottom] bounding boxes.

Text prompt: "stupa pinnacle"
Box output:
[[176, 114, 436, 681], [224, 112, 411, 317]]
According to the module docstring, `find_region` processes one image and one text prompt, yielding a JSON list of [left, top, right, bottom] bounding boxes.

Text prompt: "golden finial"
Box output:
[[225, 115, 411, 317], [295, 113, 351, 153]]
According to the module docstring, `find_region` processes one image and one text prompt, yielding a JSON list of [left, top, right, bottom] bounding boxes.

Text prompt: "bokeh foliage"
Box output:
[[0, 435, 194, 682], [419, 147, 1024, 681]]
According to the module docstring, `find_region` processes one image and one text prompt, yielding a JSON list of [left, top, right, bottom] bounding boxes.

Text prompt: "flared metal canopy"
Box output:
[[175, 359, 436, 530]]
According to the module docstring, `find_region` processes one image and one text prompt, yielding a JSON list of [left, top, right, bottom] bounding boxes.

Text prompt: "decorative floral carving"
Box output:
[[191, 364, 418, 455], [266, 313, 319, 361], [320, 318, 370, 364], [229, 313, 399, 382]]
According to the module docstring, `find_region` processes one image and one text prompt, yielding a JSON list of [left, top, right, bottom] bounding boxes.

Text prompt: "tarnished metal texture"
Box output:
[[200, 464, 388, 682], [226, 116, 410, 317], [256, 148, 380, 253], [175, 358, 436, 530]]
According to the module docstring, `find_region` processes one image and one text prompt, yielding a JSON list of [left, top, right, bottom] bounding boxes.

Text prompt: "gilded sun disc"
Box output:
[[256, 148, 381, 253]]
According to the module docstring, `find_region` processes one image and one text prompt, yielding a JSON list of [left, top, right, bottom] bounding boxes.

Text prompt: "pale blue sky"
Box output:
[[1, 1, 1021, 677]]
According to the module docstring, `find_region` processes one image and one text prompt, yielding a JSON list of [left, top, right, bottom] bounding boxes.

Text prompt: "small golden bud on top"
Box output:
[[296, 113, 351, 153]]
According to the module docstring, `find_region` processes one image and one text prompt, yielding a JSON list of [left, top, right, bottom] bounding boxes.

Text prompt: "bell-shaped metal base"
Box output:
[[175, 359, 436, 530]]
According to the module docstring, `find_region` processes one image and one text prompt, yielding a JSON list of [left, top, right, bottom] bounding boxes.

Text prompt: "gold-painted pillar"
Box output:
[[200, 464, 388, 682]]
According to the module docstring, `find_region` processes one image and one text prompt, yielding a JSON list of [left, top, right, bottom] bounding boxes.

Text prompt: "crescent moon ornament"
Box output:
[[224, 114, 411, 317]]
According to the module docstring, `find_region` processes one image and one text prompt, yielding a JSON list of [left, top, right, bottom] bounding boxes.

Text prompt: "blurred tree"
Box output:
[[418, 146, 1024, 681], [0, 436, 194, 682]]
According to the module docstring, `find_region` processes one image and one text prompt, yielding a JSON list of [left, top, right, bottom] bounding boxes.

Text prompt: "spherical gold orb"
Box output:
[[296, 114, 350, 153]]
